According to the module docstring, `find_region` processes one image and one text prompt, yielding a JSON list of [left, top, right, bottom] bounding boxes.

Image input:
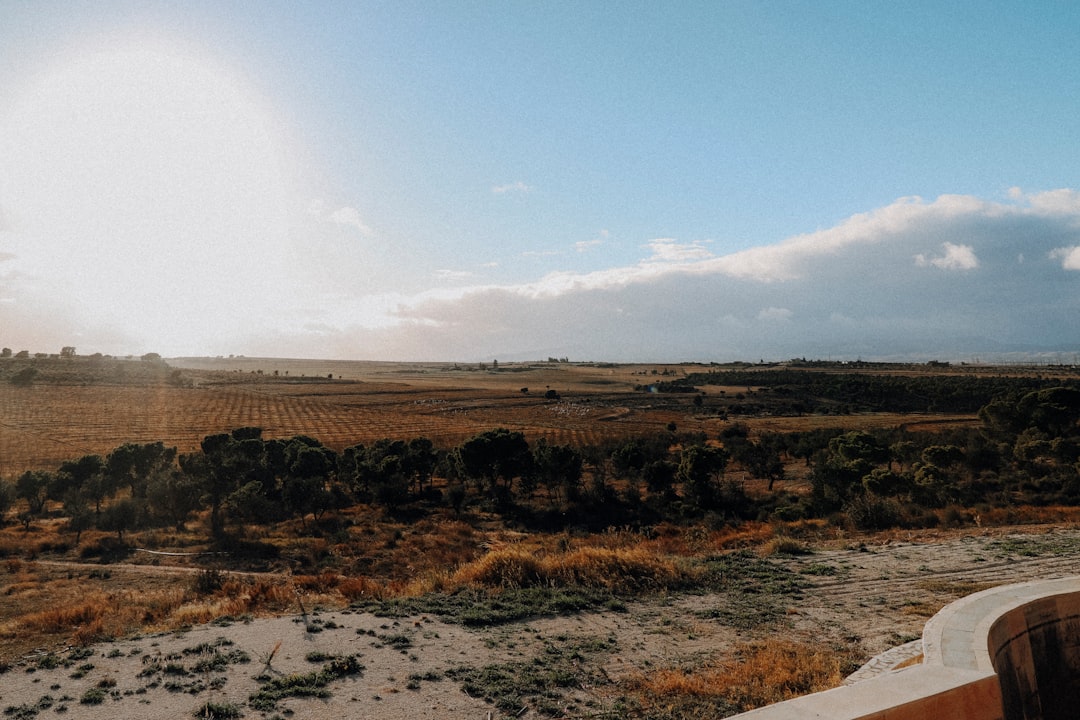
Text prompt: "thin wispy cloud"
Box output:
[[328, 206, 373, 236], [757, 307, 793, 322], [575, 239, 603, 253], [491, 181, 532, 194], [432, 269, 474, 281], [643, 239, 714, 263]]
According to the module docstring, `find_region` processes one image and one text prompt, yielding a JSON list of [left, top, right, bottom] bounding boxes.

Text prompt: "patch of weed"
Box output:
[[693, 551, 806, 629], [34, 655, 60, 671], [2, 696, 55, 720], [406, 670, 443, 690], [78, 689, 106, 706], [446, 635, 615, 717], [376, 632, 413, 651], [69, 663, 94, 679], [354, 586, 614, 627], [248, 655, 364, 712], [191, 650, 250, 674], [800, 563, 840, 576], [193, 701, 242, 719]]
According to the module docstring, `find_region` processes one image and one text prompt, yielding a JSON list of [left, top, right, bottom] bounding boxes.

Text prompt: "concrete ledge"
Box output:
[[732, 666, 1001, 720], [724, 576, 1080, 720]]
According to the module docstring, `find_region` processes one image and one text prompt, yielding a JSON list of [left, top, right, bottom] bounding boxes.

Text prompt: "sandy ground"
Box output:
[[2, 524, 1079, 719]]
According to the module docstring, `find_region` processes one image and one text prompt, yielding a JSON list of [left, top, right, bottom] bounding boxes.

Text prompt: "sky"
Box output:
[[1, 1, 1079, 363]]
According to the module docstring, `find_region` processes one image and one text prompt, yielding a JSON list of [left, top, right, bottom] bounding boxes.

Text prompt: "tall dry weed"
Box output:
[[452, 548, 544, 589], [448, 545, 686, 592], [627, 639, 861, 713], [544, 546, 683, 592]]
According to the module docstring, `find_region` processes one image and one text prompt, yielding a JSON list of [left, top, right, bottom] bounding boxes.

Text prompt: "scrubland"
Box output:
[[1, 355, 1079, 718]]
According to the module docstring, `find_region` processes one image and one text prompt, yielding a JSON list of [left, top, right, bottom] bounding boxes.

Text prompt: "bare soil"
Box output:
[[2, 523, 1078, 718]]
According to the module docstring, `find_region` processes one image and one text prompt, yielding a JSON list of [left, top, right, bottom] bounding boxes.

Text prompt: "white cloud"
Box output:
[[305, 200, 373, 235], [914, 242, 979, 270], [644, 238, 714, 263], [757, 307, 793, 322], [492, 181, 532, 194], [1050, 246, 1080, 270], [7, 171, 1080, 361], [1012, 188, 1080, 214], [433, 269, 474, 281], [328, 206, 373, 236], [325, 190, 1080, 361], [575, 239, 603, 252]]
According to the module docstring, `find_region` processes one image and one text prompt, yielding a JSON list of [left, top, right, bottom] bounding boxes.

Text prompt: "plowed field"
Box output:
[[0, 357, 978, 475]]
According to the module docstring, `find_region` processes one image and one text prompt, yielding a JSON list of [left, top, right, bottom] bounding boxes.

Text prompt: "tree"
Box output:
[[9, 366, 37, 386], [60, 346, 76, 358], [739, 440, 785, 491], [1020, 387, 1080, 437], [405, 437, 438, 494], [811, 431, 890, 507], [100, 498, 138, 541], [106, 443, 176, 498], [81, 470, 119, 515], [643, 459, 678, 497], [610, 435, 671, 480], [1, 348, 11, 358], [0, 478, 16, 520], [16, 470, 52, 514], [677, 445, 729, 509], [146, 469, 202, 530], [446, 483, 467, 514], [281, 438, 336, 523], [531, 440, 583, 503], [62, 492, 93, 543], [183, 434, 234, 538], [456, 429, 531, 499], [55, 454, 105, 502]]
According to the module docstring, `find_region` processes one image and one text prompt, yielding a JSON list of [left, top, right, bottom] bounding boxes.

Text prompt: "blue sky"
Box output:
[[1, 2, 1079, 361]]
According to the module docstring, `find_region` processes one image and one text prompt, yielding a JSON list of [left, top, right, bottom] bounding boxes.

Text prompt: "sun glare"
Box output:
[[1, 37, 298, 353]]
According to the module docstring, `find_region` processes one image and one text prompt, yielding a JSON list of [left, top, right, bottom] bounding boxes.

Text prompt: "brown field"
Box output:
[[0, 357, 980, 476], [1, 359, 678, 474]]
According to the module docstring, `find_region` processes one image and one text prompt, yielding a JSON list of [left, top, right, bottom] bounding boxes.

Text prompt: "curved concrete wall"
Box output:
[[729, 576, 1080, 720]]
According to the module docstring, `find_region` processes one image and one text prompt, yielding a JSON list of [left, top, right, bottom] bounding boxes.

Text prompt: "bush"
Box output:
[[193, 702, 242, 719], [843, 493, 902, 531], [192, 568, 225, 595], [79, 688, 106, 705]]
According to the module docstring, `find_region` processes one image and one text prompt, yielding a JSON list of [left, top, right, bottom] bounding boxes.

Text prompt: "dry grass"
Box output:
[[626, 639, 863, 714], [759, 535, 813, 557], [447, 544, 687, 593]]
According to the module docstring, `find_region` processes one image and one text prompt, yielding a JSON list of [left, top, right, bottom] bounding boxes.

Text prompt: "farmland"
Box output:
[[0, 355, 987, 476]]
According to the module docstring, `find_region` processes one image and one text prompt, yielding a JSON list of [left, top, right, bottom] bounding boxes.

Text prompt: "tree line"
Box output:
[[659, 368, 1080, 414], [1, 386, 1079, 541]]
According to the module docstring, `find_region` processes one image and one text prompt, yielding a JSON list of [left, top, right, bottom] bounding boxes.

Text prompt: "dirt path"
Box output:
[[2, 525, 1078, 718], [775, 525, 1080, 659]]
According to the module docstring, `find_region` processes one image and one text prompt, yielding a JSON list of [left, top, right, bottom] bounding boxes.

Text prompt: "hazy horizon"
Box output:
[[2, 3, 1078, 363]]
